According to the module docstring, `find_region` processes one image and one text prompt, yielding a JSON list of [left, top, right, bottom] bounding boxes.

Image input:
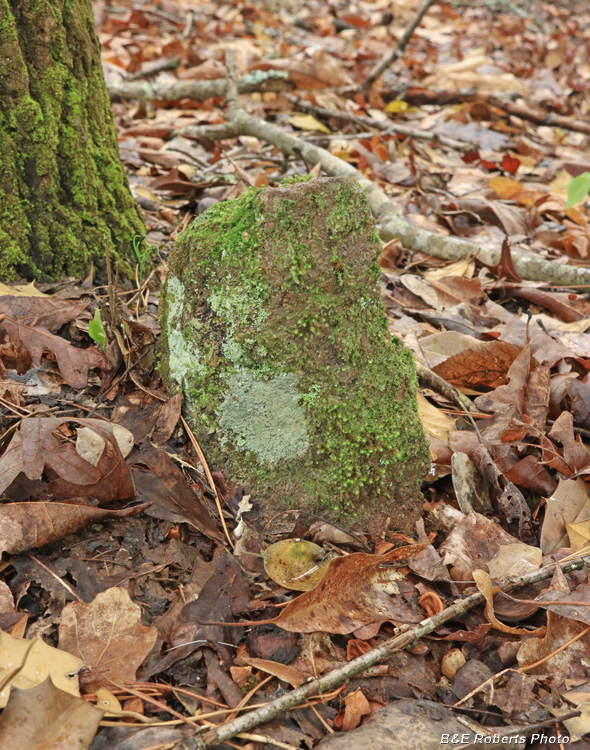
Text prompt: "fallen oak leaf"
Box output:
[[0, 315, 112, 388], [48, 426, 135, 502], [0, 502, 150, 555], [0, 296, 90, 332], [0, 417, 134, 499], [433, 340, 521, 390]]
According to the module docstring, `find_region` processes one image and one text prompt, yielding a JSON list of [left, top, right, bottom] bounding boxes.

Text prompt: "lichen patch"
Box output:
[[166, 276, 205, 386], [218, 371, 310, 464]]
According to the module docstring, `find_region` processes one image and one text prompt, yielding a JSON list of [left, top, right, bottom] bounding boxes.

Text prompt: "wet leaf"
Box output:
[[263, 538, 329, 591]]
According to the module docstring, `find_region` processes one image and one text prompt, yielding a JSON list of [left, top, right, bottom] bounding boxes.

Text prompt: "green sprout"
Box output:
[[132, 234, 158, 280], [88, 308, 107, 352]]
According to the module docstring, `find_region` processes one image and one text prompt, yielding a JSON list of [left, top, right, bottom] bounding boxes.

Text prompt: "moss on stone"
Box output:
[[0, 0, 144, 280], [160, 177, 429, 531]]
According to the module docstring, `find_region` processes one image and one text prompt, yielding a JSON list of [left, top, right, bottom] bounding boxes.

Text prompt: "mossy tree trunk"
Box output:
[[0, 0, 144, 280]]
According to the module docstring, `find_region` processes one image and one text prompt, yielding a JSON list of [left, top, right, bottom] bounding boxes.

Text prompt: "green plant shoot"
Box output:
[[566, 172, 590, 209], [132, 234, 157, 280], [88, 308, 107, 352]]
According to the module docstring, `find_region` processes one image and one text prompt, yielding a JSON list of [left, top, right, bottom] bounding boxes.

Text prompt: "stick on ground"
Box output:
[[361, 0, 438, 90], [170, 552, 590, 749]]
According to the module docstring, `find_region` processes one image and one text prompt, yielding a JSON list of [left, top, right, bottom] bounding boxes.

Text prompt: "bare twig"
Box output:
[[169, 552, 590, 749], [362, 0, 438, 90], [124, 57, 181, 82], [284, 93, 471, 151], [181, 416, 234, 549], [415, 360, 478, 413], [401, 88, 590, 136]]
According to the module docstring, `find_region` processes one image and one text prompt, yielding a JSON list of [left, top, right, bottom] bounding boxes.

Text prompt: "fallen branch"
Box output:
[[171, 551, 590, 749], [284, 92, 471, 151], [401, 87, 590, 136], [361, 0, 438, 90], [175, 94, 590, 286], [107, 70, 289, 102]]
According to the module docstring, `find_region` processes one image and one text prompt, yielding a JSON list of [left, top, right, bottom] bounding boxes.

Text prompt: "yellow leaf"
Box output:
[[489, 176, 523, 200], [385, 100, 409, 114], [0, 633, 84, 708], [263, 538, 330, 591], [0, 281, 46, 297], [417, 392, 456, 440], [287, 114, 331, 134]]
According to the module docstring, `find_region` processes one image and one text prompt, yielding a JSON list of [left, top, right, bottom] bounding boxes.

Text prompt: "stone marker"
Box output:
[[160, 177, 428, 531]]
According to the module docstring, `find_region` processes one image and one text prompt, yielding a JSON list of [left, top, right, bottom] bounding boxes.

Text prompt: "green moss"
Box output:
[[161, 178, 429, 528], [0, 0, 144, 280]]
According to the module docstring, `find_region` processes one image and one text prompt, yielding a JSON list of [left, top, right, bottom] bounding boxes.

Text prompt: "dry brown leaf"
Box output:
[[131, 444, 224, 542], [0, 502, 146, 556], [0, 316, 112, 388], [432, 341, 521, 389], [541, 477, 590, 554], [273, 545, 427, 635], [0, 296, 89, 332], [243, 657, 306, 688], [0, 417, 135, 501], [0, 677, 104, 750], [341, 689, 371, 732], [473, 569, 545, 636], [58, 587, 157, 692]]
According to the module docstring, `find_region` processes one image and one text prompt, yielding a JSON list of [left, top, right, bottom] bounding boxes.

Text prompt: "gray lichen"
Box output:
[[218, 371, 310, 464]]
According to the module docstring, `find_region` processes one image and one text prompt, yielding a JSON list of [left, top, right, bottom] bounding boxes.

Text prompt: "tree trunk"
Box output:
[[0, 0, 144, 280]]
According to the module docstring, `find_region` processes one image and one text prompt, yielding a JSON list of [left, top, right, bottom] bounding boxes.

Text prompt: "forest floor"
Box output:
[[1, 0, 590, 748]]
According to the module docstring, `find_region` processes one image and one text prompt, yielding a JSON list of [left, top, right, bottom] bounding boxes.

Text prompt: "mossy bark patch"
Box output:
[[0, 0, 144, 280], [160, 177, 429, 531]]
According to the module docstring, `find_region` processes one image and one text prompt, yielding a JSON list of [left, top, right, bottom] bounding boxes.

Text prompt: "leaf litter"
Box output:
[[3, 0, 590, 747]]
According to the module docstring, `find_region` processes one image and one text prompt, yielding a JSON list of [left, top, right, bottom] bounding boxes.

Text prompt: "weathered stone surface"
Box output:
[[160, 177, 429, 531]]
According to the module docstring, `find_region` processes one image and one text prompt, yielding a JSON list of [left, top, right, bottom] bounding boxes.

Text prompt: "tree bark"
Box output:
[[0, 0, 144, 280]]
